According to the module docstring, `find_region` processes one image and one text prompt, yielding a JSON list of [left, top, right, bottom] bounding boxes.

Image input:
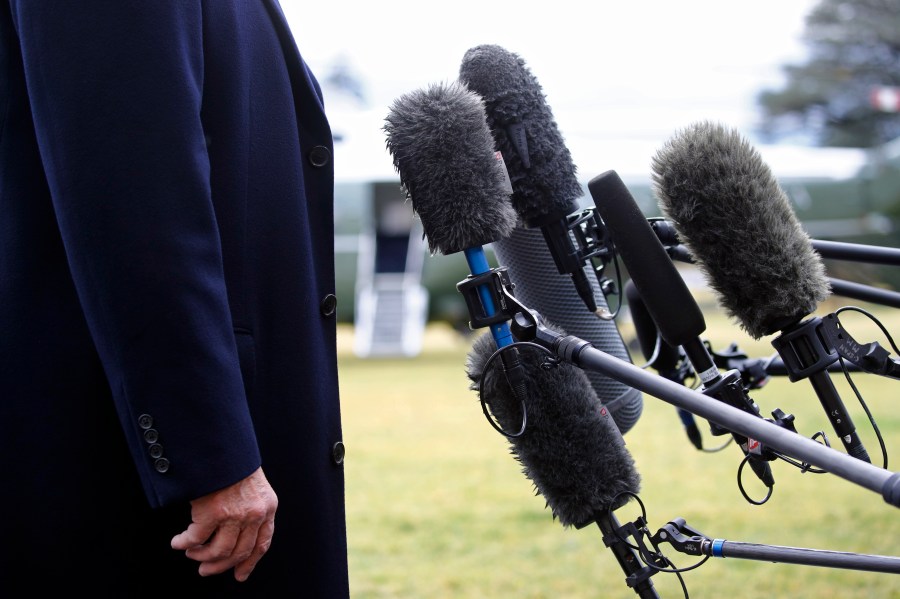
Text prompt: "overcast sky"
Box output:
[[281, 1, 849, 180]]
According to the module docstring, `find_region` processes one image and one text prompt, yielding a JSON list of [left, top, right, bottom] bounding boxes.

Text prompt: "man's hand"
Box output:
[[171, 466, 278, 582]]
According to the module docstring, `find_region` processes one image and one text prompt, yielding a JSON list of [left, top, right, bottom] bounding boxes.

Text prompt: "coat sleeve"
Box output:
[[11, 1, 261, 507]]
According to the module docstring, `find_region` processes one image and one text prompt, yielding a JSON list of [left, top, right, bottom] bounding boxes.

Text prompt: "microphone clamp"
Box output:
[[528, 206, 617, 315], [706, 341, 771, 390], [533, 207, 615, 274], [770, 317, 840, 382], [819, 312, 900, 379], [456, 267, 521, 331], [509, 307, 596, 366], [651, 516, 900, 573], [770, 316, 872, 463]]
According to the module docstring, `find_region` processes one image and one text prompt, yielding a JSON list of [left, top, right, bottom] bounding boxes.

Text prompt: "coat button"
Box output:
[[148, 443, 164, 459], [332, 441, 345, 465], [308, 145, 331, 168], [320, 293, 337, 317], [143, 429, 159, 444], [138, 414, 153, 429], [154, 458, 170, 473]]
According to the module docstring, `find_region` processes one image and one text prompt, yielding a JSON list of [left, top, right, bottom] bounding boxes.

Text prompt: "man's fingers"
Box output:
[[170, 521, 216, 551], [233, 517, 275, 582], [183, 519, 270, 580], [183, 521, 241, 565], [175, 514, 273, 580], [171, 467, 278, 580]]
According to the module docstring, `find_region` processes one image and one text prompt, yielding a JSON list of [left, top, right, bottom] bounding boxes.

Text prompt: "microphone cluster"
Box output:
[[382, 44, 900, 597]]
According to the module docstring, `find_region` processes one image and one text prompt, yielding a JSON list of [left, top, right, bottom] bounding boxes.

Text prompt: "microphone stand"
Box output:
[[593, 510, 662, 598], [650, 219, 900, 266], [811, 239, 900, 266], [651, 235, 892, 463], [650, 517, 900, 574], [828, 278, 900, 309], [650, 219, 900, 309], [457, 267, 900, 596], [502, 303, 900, 508]]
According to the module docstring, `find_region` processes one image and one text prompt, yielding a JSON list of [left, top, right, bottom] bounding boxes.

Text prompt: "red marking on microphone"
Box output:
[[748, 438, 761, 454]]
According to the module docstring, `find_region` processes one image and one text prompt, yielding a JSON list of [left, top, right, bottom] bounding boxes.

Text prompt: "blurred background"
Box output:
[[282, 1, 900, 596], [285, 0, 900, 344]]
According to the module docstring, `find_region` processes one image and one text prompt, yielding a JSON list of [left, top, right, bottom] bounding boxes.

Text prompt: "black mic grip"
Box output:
[[500, 347, 529, 404], [678, 409, 704, 451], [846, 434, 872, 463], [747, 455, 775, 488], [811, 373, 871, 463]]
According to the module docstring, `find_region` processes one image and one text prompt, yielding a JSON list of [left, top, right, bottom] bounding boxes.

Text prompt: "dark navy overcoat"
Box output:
[[0, 1, 349, 595]]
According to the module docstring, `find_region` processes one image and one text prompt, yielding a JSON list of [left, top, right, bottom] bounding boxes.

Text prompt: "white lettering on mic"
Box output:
[[696, 366, 719, 384]]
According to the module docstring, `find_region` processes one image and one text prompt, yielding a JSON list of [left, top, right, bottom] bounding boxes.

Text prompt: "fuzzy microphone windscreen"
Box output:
[[384, 80, 517, 255], [651, 121, 830, 339], [459, 44, 583, 223], [466, 325, 641, 528]]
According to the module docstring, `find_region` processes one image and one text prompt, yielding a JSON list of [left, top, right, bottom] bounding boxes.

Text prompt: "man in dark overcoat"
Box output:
[[0, 2, 350, 595]]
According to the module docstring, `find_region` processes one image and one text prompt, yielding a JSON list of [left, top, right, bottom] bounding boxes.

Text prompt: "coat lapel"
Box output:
[[261, 0, 332, 142]]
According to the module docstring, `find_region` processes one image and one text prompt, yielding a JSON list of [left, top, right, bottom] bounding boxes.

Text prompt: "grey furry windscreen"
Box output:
[[651, 120, 830, 339], [466, 328, 641, 528], [459, 44, 583, 222], [383, 80, 517, 255]]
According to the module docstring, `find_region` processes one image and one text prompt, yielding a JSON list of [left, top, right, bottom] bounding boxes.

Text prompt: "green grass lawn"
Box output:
[[337, 299, 900, 598]]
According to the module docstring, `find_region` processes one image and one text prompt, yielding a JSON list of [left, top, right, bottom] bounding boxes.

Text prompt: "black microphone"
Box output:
[[589, 170, 776, 492], [624, 279, 702, 450], [383, 81, 526, 397], [651, 121, 871, 463], [459, 44, 644, 435]]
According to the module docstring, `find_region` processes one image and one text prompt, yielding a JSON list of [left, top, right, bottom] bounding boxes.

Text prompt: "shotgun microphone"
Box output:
[[589, 170, 776, 493], [459, 44, 643, 435], [467, 325, 658, 597], [651, 121, 870, 463], [384, 80, 526, 397], [467, 328, 642, 528], [459, 44, 593, 311]]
